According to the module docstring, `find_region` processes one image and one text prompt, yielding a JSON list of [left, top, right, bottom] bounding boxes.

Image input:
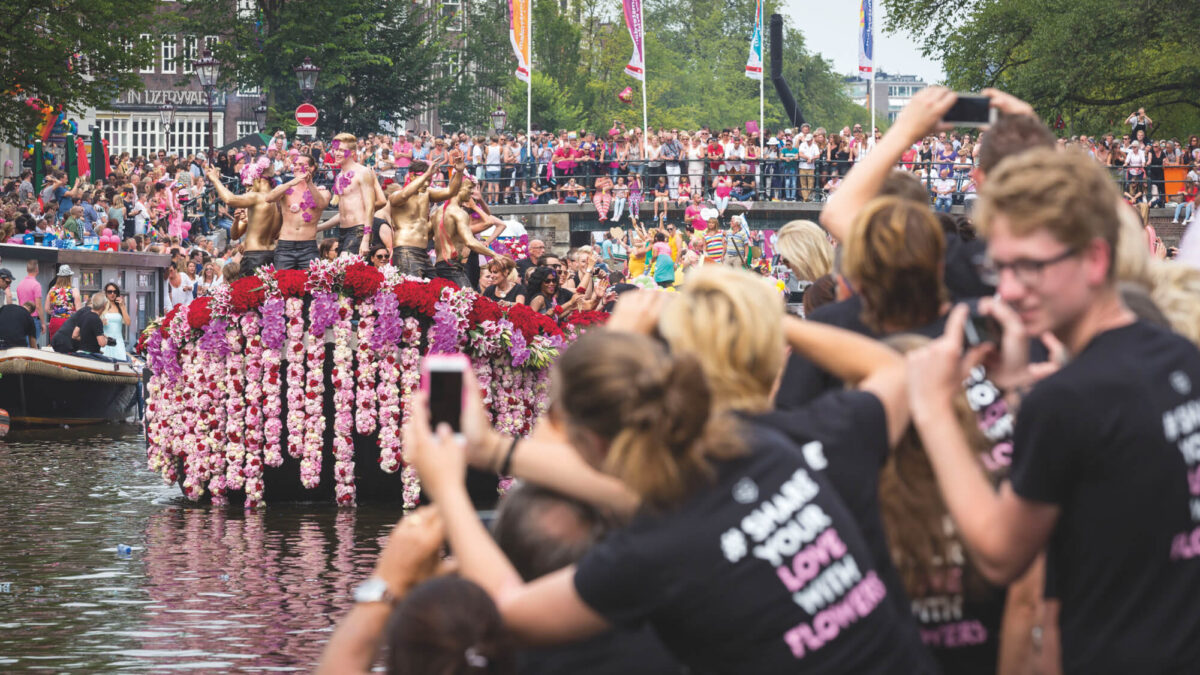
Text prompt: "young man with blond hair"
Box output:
[[330, 132, 386, 258], [907, 147, 1200, 673]]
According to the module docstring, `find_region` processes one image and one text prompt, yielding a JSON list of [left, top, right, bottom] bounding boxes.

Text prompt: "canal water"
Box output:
[[0, 425, 406, 671]]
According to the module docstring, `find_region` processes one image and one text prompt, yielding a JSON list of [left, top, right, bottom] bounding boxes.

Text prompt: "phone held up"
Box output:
[[420, 353, 469, 442], [942, 95, 998, 128], [963, 308, 1002, 351]]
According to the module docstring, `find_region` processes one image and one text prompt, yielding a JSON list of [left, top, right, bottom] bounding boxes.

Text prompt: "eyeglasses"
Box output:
[[976, 247, 1079, 287], [372, 254, 389, 261], [105, 289, 117, 295]]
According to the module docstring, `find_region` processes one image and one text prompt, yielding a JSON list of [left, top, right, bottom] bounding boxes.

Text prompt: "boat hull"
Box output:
[[0, 348, 139, 426]]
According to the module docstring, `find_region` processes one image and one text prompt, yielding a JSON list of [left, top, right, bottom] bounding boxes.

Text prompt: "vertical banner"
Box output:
[[509, 0, 530, 83], [745, 0, 763, 80], [858, 0, 873, 76], [622, 0, 645, 81]]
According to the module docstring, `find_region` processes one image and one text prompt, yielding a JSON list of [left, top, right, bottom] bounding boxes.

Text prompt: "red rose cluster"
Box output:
[[275, 269, 308, 298], [467, 295, 503, 328], [505, 303, 562, 339], [341, 262, 384, 300], [159, 304, 183, 336], [564, 310, 609, 328], [229, 277, 267, 313], [188, 296, 213, 331]]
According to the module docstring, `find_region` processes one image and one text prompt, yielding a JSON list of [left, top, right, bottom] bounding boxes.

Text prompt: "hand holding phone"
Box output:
[[942, 95, 998, 128], [421, 354, 469, 441]]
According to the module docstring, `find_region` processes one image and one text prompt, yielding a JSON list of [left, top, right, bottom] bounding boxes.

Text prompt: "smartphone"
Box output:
[[943, 95, 997, 128], [421, 354, 469, 440], [963, 310, 1002, 349]]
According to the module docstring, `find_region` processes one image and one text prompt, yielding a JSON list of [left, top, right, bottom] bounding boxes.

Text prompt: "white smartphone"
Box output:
[[421, 354, 469, 441], [943, 95, 998, 128]]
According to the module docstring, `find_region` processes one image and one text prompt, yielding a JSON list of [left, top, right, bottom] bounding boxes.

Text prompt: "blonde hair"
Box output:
[[658, 266, 784, 413], [775, 220, 833, 282], [332, 132, 358, 149], [1114, 202, 1153, 289], [975, 147, 1121, 279], [556, 331, 743, 508], [1150, 261, 1200, 347]]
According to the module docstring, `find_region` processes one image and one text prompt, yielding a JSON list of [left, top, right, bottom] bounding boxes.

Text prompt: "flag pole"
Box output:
[[869, 3, 876, 143], [639, 0, 648, 150], [758, 0, 764, 168], [526, 0, 532, 161]]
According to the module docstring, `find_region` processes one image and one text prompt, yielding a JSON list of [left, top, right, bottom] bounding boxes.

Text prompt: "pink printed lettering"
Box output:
[[784, 572, 887, 659], [1170, 525, 1200, 560], [920, 620, 988, 648], [1188, 464, 1200, 496], [776, 529, 848, 592]]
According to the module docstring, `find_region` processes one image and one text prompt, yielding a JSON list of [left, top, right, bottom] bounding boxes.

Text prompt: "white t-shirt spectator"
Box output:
[[935, 177, 956, 196], [165, 274, 195, 310], [797, 141, 818, 170]]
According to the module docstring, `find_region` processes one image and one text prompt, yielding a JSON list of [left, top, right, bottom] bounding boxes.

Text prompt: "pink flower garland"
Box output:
[[221, 326, 246, 502], [179, 349, 209, 500], [284, 298, 306, 459], [203, 346, 227, 498], [331, 297, 356, 506], [302, 316, 327, 490], [354, 300, 379, 435], [399, 317, 422, 509], [241, 313, 266, 508]]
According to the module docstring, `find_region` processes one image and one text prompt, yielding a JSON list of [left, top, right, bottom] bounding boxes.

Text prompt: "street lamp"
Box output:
[[490, 107, 507, 133], [294, 57, 320, 102], [158, 102, 176, 155], [193, 49, 220, 160], [253, 98, 268, 132]]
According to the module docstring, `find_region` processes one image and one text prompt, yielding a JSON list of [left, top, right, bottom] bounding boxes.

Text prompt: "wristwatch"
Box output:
[[352, 576, 397, 605]]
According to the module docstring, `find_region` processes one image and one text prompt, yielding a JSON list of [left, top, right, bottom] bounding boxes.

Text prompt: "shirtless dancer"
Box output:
[[262, 155, 331, 270], [388, 151, 463, 278], [434, 179, 510, 288], [330, 133, 386, 258], [206, 159, 281, 276]]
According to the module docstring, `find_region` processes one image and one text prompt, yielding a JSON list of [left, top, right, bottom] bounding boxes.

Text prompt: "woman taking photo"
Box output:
[[101, 282, 131, 361], [406, 325, 932, 674], [46, 265, 81, 340]]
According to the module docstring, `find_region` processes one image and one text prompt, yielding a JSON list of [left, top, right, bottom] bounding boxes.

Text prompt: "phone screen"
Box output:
[[943, 96, 992, 125], [428, 368, 464, 432]]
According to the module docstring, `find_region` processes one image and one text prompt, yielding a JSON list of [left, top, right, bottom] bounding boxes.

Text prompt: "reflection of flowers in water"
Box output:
[[141, 507, 393, 670]]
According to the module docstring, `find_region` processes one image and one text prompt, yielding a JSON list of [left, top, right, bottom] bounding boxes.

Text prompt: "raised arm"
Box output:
[[821, 87, 957, 243], [428, 155, 466, 203], [205, 168, 260, 208], [388, 158, 440, 205], [263, 175, 304, 204]]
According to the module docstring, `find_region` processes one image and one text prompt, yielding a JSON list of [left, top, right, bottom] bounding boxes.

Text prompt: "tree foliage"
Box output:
[[481, 0, 875, 134], [174, 0, 446, 137], [0, 0, 160, 144], [883, 0, 1200, 137]]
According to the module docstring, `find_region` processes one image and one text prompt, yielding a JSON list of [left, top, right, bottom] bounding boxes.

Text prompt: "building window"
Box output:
[[237, 0, 255, 20], [182, 35, 197, 74], [140, 34, 155, 73], [238, 82, 260, 97], [204, 35, 218, 53], [97, 118, 130, 156], [441, 0, 462, 31], [237, 121, 259, 137], [162, 36, 177, 74]]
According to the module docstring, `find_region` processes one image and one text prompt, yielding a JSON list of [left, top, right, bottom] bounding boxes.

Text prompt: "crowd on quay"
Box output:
[[303, 86, 1200, 675]]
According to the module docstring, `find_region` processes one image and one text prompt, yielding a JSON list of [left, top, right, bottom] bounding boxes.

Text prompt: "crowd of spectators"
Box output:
[[309, 87, 1200, 675]]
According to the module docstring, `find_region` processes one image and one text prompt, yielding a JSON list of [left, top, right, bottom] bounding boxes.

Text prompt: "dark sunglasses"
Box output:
[[372, 254, 389, 261]]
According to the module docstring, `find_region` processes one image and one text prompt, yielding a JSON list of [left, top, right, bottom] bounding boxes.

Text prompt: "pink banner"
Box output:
[[622, 0, 645, 81]]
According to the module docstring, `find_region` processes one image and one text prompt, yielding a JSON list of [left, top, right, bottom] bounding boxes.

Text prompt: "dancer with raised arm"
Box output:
[[205, 159, 282, 277], [262, 155, 331, 271], [388, 151, 465, 278], [434, 179, 509, 289]]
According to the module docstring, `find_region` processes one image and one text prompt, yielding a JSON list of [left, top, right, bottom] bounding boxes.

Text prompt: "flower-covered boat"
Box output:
[[141, 258, 607, 508]]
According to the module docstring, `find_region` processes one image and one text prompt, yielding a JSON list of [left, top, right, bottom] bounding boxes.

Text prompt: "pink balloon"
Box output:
[[102, 228, 113, 237]]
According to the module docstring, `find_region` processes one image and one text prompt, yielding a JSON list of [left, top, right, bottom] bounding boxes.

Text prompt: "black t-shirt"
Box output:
[[0, 305, 35, 348], [1010, 321, 1200, 673], [573, 422, 934, 674], [75, 309, 105, 353], [483, 283, 528, 303], [518, 625, 685, 675]]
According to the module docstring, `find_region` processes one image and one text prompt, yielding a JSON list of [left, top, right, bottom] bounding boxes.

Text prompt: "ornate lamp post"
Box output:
[[294, 57, 320, 102], [158, 102, 176, 155], [490, 107, 507, 134], [253, 98, 268, 133], [193, 49, 220, 159]]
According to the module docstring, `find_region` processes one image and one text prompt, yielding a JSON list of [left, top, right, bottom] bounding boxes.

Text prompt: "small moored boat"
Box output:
[[0, 348, 140, 426]]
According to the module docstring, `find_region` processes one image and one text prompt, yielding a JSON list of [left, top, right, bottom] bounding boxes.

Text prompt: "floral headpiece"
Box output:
[[240, 157, 271, 186]]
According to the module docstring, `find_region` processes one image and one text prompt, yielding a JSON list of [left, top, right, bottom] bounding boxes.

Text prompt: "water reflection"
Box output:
[[0, 425, 405, 671]]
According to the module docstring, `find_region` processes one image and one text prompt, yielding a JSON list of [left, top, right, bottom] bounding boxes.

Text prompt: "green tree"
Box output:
[[504, 72, 585, 133], [175, 0, 446, 137], [0, 0, 159, 144], [437, 0, 510, 135], [882, 0, 1200, 137]]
